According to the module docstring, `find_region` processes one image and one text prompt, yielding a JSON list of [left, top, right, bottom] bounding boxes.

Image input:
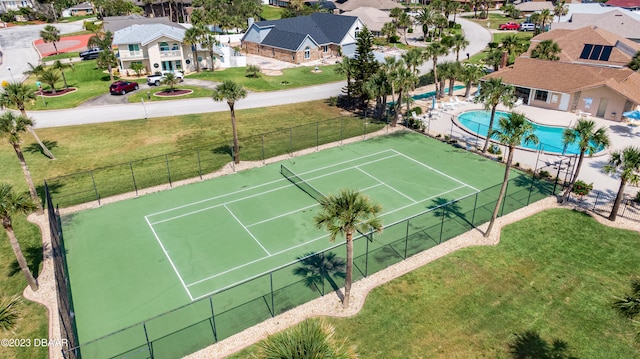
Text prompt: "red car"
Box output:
[[498, 22, 520, 30], [109, 81, 139, 95]]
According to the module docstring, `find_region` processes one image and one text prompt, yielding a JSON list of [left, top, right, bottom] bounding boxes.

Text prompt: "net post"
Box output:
[[165, 154, 172, 188], [130, 162, 138, 196]]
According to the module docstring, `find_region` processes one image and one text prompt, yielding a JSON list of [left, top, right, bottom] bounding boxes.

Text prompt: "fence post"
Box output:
[[209, 297, 218, 342], [365, 238, 369, 277], [500, 180, 510, 217], [593, 191, 600, 211], [404, 219, 410, 259], [262, 135, 265, 164], [197, 150, 203, 180], [165, 154, 172, 188], [269, 273, 275, 317], [90, 171, 99, 204], [321, 252, 325, 296], [527, 175, 535, 205], [340, 117, 344, 145], [316, 122, 319, 151], [471, 192, 479, 227], [475, 122, 480, 148], [289, 127, 293, 155], [130, 162, 138, 196], [143, 322, 153, 358]]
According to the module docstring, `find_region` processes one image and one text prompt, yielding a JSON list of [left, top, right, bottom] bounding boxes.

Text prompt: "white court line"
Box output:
[[149, 153, 401, 225], [246, 202, 319, 228], [224, 204, 271, 256], [146, 149, 397, 218], [355, 167, 418, 203], [390, 149, 480, 192], [144, 216, 194, 301]]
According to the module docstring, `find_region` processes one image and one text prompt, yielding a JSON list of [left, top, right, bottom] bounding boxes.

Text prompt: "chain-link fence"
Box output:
[[563, 189, 640, 222], [45, 116, 386, 208], [45, 182, 79, 359], [53, 173, 556, 359]]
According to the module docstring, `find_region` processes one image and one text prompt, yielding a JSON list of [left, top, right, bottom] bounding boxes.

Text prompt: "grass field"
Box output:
[[261, 4, 284, 20], [229, 209, 640, 358], [127, 85, 213, 103], [186, 66, 345, 91], [61, 131, 535, 358]]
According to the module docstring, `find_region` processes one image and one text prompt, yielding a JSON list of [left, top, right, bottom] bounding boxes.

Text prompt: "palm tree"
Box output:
[[613, 279, 640, 319], [40, 25, 60, 55], [0, 82, 55, 159], [88, 31, 116, 81], [460, 63, 484, 98], [0, 183, 39, 291], [415, 7, 435, 41], [0, 295, 20, 330], [530, 40, 562, 61], [475, 78, 515, 153], [0, 112, 40, 203], [381, 21, 397, 43], [402, 48, 424, 76], [538, 9, 553, 32], [452, 33, 469, 62], [23, 62, 44, 79], [603, 146, 640, 221], [184, 26, 205, 73], [161, 73, 180, 93], [559, 119, 609, 204], [212, 81, 247, 165], [364, 70, 390, 120], [484, 112, 538, 237], [553, 0, 568, 22], [40, 68, 60, 94], [334, 56, 355, 98], [200, 32, 219, 72], [52, 60, 72, 89], [315, 189, 382, 308], [423, 41, 448, 99], [130, 62, 145, 77], [256, 319, 357, 359], [396, 12, 413, 45]]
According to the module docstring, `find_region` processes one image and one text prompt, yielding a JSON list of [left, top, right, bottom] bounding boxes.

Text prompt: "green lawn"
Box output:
[[127, 85, 213, 103], [0, 100, 350, 358], [230, 209, 640, 358], [41, 52, 80, 62], [261, 4, 284, 20], [186, 66, 345, 91], [20, 60, 143, 110]]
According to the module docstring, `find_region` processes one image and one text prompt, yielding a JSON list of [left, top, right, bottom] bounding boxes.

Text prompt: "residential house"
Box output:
[[341, 7, 391, 37], [103, 15, 179, 33], [604, 0, 640, 12], [334, 0, 404, 12], [550, 9, 640, 43], [515, 1, 555, 18], [484, 26, 640, 122], [62, 2, 95, 17], [0, 0, 34, 12], [113, 23, 241, 76], [241, 13, 364, 64]]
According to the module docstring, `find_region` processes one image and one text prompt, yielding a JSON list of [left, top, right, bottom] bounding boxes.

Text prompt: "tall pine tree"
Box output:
[[350, 26, 379, 107]]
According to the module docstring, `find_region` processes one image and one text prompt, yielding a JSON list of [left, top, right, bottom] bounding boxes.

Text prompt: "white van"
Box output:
[[520, 23, 536, 31]]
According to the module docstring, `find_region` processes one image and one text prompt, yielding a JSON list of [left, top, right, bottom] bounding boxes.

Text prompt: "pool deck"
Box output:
[[411, 85, 640, 198]]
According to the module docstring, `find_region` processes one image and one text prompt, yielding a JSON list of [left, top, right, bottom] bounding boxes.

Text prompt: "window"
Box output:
[[322, 45, 328, 53], [128, 44, 140, 54], [159, 42, 170, 51], [304, 47, 310, 59], [175, 60, 182, 70], [534, 90, 548, 102], [171, 43, 179, 51]]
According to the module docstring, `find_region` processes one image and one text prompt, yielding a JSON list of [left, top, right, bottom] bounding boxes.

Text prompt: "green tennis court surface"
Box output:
[[63, 131, 542, 357]]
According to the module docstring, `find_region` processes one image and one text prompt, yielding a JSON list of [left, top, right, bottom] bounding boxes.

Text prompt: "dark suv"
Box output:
[[109, 81, 139, 95], [80, 47, 102, 60]]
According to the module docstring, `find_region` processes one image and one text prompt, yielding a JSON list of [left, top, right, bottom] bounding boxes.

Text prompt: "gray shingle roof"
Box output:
[[113, 23, 185, 45], [253, 13, 358, 51]]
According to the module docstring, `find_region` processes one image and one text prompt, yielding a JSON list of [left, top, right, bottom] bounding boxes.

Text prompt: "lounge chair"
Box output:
[[454, 96, 467, 105], [514, 97, 524, 107]]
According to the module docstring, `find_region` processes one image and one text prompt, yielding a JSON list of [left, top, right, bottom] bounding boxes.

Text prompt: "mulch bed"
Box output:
[[154, 89, 193, 97], [36, 88, 77, 97]]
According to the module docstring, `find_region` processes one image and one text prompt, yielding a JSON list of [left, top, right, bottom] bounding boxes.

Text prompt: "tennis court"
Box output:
[[62, 131, 546, 358]]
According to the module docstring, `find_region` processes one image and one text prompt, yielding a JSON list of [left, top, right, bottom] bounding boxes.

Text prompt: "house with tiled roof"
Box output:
[[334, 0, 404, 12], [484, 27, 640, 122], [550, 9, 640, 42], [341, 7, 391, 35], [240, 13, 364, 64], [605, 0, 640, 11], [114, 23, 243, 76]]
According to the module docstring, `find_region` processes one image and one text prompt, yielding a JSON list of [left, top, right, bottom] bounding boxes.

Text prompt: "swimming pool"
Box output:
[[457, 110, 604, 155], [412, 85, 465, 100]]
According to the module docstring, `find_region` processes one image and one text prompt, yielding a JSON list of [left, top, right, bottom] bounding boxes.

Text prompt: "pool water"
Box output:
[[412, 85, 465, 100], [457, 110, 604, 155]]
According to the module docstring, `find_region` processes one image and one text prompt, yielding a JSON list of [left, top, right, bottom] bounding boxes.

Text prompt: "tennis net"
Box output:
[[280, 165, 326, 203]]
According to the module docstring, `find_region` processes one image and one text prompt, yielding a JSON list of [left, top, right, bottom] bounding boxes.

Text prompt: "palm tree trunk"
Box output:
[[482, 106, 497, 153], [107, 63, 114, 81], [344, 231, 353, 308], [193, 49, 200, 73], [432, 60, 440, 98], [18, 107, 55, 160], [485, 146, 514, 237], [4, 224, 38, 291], [464, 83, 471, 98], [61, 70, 68, 89], [12, 144, 39, 204], [209, 50, 215, 72], [393, 89, 403, 127], [53, 42, 59, 55], [229, 104, 240, 164], [560, 151, 585, 203], [609, 179, 626, 221]]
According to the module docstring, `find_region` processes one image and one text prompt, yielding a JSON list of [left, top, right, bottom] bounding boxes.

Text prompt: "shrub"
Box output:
[[411, 106, 422, 115], [514, 162, 520, 167], [390, 35, 400, 43], [407, 28, 413, 33], [327, 96, 338, 107], [405, 117, 425, 131], [538, 170, 551, 178], [245, 64, 261, 78], [488, 144, 502, 155], [571, 180, 593, 197], [497, 156, 503, 162]]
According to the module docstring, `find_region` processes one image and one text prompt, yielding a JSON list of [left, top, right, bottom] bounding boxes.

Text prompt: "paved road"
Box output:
[[0, 22, 84, 83]]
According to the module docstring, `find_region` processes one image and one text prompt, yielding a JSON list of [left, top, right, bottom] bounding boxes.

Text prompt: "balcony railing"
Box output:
[[160, 50, 182, 57], [120, 51, 145, 60]]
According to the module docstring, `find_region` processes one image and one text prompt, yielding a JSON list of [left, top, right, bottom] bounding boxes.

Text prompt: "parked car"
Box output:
[[109, 81, 139, 95], [498, 22, 520, 30], [519, 22, 536, 31], [146, 71, 185, 86], [79, 47, 102, 60]]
